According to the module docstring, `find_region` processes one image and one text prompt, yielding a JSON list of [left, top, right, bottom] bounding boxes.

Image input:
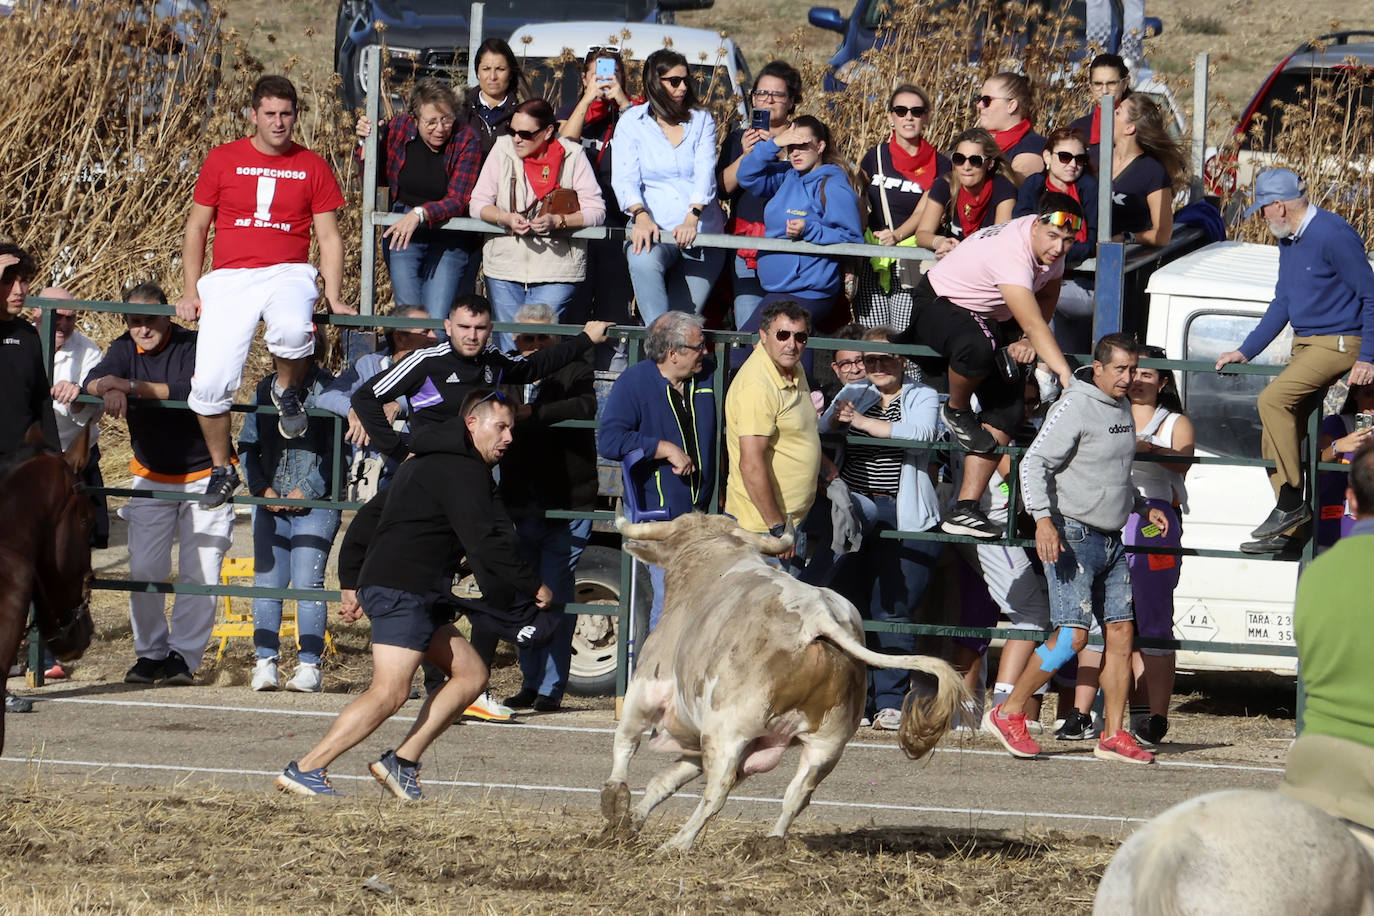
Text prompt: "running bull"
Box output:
[[602, 512, 968, 852]]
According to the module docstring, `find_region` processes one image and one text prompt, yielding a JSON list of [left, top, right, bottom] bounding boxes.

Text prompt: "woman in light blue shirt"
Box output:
[[611, 49, 726, 326]]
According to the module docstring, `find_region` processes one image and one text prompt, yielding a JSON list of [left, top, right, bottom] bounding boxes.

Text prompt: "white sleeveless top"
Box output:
[[1131, 406, 1188, 510]]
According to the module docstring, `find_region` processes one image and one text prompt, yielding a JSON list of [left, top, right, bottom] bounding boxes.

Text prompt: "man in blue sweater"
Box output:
[[1216, 169, 1374, 553], [598, 312, 716, 629]]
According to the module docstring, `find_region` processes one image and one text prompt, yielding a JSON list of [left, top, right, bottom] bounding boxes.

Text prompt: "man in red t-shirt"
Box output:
[[178, 75, 356, 509]]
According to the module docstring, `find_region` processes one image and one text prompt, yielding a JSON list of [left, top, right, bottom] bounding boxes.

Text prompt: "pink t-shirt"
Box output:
[[927, 215, 1065, 321]]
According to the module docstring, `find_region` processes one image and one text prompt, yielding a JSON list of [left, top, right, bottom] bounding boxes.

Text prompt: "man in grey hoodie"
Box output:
[[984, 333, 1170, 764]]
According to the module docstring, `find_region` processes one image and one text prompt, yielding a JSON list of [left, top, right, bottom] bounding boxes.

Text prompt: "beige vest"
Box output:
[[481, 136, 588, 284]]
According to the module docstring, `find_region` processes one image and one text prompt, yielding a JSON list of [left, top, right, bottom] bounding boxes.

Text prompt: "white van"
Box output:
[[1144, 240, 1374, 673]]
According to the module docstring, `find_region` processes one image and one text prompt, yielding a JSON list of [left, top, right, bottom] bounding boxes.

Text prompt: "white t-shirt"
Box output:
[[52, 330, 104, 452], [927, 215, 1065, 321]]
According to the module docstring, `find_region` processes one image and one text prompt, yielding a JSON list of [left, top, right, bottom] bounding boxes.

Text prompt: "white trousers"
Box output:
[[121, 476, 234, 669], [188, 262, 319, 415]]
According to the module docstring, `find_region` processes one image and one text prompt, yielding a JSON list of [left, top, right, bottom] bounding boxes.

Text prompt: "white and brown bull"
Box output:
[[602, 512, 968, 852]]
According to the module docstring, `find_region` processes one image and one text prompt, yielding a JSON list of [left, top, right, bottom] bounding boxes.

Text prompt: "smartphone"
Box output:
[[750, 108, 770, 131], [595, 57, 616, 80], [1357, 413, 1373, 431]]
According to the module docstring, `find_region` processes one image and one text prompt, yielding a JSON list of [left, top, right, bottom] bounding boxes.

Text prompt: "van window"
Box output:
[[1244, 67, 1374, 150], [1182, 311, 1292, 457]]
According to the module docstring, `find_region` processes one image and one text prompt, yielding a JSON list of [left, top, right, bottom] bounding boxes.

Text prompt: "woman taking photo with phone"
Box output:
[[612, 49, 725, 326], [907, 128, 1016, 259]]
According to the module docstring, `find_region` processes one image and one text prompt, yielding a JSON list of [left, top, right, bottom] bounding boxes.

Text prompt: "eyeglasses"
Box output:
[[889, 104, 927, 118], [833, 357, 864, 371], [950, 152, 987, 168], [1090, 78, 1124, 91], [661, 76, 688, 89], [773, 329, 809, 345], [974, 95, 1011, 107], [512, 127, 548, 141], [419, 115, 456, 129], [1039, 210, 1085, 233], [677, 341, 708, 353], [752, 88, 788, 101], [1054, 151, 1091, 166]]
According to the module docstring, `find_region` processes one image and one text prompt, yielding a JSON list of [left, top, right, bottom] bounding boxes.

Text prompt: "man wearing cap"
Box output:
[[1216, 168, 1374, 553]]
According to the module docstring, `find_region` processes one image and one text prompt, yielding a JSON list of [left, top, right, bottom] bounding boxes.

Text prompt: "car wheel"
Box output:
[[566, 545, 650, 697]]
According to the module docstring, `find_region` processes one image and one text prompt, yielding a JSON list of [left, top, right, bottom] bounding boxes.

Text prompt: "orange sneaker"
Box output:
[[1094, 729, 1156, 765], [983, 702, 1041, 758], [43, 664, 67, 680]]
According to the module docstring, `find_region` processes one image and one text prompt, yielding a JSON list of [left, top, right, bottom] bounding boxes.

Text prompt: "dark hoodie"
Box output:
[[355, 416, 541, 605], [457, 86, 516, 162]]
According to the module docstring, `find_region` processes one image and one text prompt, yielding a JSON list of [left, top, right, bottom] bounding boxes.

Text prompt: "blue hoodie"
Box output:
[[737, 138, 864, 299]]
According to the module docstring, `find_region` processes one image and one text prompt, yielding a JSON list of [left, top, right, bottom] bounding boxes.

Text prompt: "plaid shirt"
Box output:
[[356, 111, 482, 225]]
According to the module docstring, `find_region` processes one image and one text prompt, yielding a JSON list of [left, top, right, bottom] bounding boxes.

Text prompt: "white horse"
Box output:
[[1094, 789, 1374, 915]]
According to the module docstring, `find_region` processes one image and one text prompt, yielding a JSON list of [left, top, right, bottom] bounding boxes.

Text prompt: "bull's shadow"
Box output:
[[792, 824, 1097, 861]]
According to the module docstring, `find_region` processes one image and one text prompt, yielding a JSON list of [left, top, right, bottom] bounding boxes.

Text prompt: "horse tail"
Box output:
[[1134, 813, 1198, 916]]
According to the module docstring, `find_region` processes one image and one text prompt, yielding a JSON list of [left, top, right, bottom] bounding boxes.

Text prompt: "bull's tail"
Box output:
[[813, 612, 970, 760]]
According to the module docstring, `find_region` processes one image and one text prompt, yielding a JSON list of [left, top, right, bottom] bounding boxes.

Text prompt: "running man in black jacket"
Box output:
[[350, 293, 612, 458], [277, 389, 551, 800]]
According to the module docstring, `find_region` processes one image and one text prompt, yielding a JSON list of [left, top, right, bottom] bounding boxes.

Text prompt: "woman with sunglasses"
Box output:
[[1109, 94, 1186, 247], [611, 48, 726, 326], [1014, 127, 1100, 354], [975, 71, 1047, 184], [354, 79, 482, 338], [735, 115, 863, 342], [469, 98, 606, 347], [718, 61, 802, 330], [559, 47, 638, 369], [909, 128, 1016, 259], [457, 38, 524, 160], [816, 327, 942, 730], [853, 83, 950, 331]]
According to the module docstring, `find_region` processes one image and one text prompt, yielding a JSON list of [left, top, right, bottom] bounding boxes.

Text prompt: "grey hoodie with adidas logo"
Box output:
[[1019, 377, 1149, 532]]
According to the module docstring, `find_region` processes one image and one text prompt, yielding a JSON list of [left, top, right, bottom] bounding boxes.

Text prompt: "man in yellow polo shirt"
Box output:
[[725, 300, 822, 573]]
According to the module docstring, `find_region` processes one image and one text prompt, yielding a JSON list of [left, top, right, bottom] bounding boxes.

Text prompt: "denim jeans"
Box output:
[[252, 506, 342, 665], [730, 254, 766, 331], [485, 278, 579, 352], [515, 516, 591, 702], [571, 238, 635, 370], [383, 211, 473, 340], [1047, 517, 1135, 630], [624, 241, 726, 326]]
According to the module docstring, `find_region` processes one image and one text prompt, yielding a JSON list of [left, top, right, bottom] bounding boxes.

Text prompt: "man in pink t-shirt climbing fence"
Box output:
[[177, 75, 358, 510], [891, 192, 1082, 538]]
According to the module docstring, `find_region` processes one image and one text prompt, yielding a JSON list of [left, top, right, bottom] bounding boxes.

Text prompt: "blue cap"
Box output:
[[1243, 168, 1305, 218]]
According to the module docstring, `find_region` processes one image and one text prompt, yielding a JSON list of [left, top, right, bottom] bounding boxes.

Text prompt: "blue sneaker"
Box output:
[[370, 749, 422, 801], [275, 761, 340, 796]]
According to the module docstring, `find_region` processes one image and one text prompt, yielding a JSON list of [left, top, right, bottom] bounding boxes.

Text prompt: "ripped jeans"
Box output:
[[252, 506, 342, 665], [1046, 517, 1134, 631]]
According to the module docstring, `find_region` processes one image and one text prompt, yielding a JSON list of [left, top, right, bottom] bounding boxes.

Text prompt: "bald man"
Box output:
[[44, 286, 109, 547]]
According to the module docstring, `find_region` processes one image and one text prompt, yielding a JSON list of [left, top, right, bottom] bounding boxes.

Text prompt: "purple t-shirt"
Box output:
[[1318, 413, 1359, 547]]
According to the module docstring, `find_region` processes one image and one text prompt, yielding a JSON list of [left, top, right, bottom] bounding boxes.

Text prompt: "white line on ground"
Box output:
[[32, 696, 1285, 774], [0, 755, 1147, 825]]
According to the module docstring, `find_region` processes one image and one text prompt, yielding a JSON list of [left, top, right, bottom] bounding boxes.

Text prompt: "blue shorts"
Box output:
[[358, 585, 454, 652], [1047, 518, 1134, 630]]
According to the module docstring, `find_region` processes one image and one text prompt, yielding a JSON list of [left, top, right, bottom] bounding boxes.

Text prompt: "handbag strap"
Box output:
[[875, 143, 896, 231]]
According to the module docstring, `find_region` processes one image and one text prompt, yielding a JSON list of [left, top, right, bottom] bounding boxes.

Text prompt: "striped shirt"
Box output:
[[840, 398, 903, 495]]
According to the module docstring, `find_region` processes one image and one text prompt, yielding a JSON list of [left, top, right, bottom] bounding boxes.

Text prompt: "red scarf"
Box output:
[[522, 139, 566, 201], [955, 180, 994, 239], [990, 118, 1033, 154], [1089, 107, 1102, 145], [1045, 177, 1088, 242], [887, 134, 938, 188]]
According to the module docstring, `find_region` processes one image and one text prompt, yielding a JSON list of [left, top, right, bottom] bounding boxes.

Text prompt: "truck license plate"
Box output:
[[1245, 611, 1294, 645]]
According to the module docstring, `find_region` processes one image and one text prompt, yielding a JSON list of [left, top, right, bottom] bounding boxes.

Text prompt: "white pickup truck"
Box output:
[[1144, 240, 1374, 673]]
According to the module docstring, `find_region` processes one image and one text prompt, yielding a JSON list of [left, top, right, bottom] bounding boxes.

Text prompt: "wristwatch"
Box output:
[[689, 204, 704, 219], [411, 206, 427, 222], [768, 522, 787, 538]]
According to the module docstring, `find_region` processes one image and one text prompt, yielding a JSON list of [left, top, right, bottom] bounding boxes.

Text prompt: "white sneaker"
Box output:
[[872, 707, 903, 730], [285, 662, 322, 693], [461, 690, 515, 722], [251, 658, 279, 692]]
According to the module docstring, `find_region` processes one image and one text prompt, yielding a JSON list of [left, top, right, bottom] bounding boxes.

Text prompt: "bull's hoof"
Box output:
[[600, 781, 632, 834], [741, 835, 788, 859]]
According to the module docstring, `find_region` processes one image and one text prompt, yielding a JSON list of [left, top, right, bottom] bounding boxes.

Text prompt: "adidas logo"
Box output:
[[446, 373, 460, 383]]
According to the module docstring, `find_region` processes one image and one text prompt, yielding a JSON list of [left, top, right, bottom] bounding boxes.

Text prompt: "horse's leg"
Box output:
[[0, 569, 36, 757]]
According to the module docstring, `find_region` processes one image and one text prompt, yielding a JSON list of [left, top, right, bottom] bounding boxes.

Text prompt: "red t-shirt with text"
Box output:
[[193, 138, 345, 270]]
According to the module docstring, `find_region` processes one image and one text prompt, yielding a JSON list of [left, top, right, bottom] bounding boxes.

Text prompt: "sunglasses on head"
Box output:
[[889, 104, 927, 118], [474, 388, 509, 409], [1039, 210, 1085, 233], [1055, 150, 1091, 166], [950, 152, 987, 168], [660, 75, 688, 88], [585, 45, 623, 57], [773, 328, 809, 345], [512, 127, 548, 141]]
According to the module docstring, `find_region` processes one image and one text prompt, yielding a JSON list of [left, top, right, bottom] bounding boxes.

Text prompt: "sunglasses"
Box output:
[[862, 354, 901, 368], [1039, 210, 1085, 233], [585, 45, 623, 57], [1054, 150, 1092, 166], [773, 328, 809, 345], [889, 104, 927, 118], [677, 341, 708, 353], [474, 388, 509, 409], [661, 76, 688, 89], [950, 152, 987, 168], [512, 127, 549, 141], [974, 94, 1010, 107]]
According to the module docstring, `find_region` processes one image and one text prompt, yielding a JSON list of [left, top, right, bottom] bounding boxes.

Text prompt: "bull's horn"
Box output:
[[743, 529, 795, 555], [614, 510, 675, 541]]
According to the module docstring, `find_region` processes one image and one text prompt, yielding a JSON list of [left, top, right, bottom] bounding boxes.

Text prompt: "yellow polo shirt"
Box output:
[[724, 346, 821, 532]]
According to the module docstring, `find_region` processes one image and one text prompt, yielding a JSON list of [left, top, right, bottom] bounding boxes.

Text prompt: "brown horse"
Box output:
[[0, 440, 95, 753]]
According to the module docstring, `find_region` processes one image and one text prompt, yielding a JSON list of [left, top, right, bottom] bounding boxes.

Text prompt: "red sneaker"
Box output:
[[43, 664, 67, 680], [1094, 729, 1156, 765], [983, 702, 1041, 758]]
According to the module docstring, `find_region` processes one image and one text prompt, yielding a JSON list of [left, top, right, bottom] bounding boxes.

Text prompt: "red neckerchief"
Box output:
[[1089, 107, 1102, 145], [990, 118, 1033, 154], [522, 139, 566, 200], [956, 179, 994, 238], [1045, 177, 1088, 242], [887, 134, 938, 188]]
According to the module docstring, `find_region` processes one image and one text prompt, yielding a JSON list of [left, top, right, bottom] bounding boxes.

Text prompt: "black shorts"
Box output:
[[358, 585, 457, 652], [907, 277, 1026, 435]]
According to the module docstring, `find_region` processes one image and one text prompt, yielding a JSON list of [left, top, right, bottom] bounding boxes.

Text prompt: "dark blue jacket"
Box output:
[[597, 358, 716, 519], [238, 366, 343, 501], [1013, 172, 1100, 267]]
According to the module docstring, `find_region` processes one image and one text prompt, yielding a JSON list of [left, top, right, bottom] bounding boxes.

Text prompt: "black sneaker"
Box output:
[[1131, 714, 1170, 746], [533, 694, 562, 713], [1055, 709, 1099, 741], [124, 656, 166, 684], [272, 384, 308, 439], [198, 464, 240, 510], [941, 502, 1002, 539], [940, 403, 997, 453], [503, 688, 539, 710], [161, 651, 194, 686]]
